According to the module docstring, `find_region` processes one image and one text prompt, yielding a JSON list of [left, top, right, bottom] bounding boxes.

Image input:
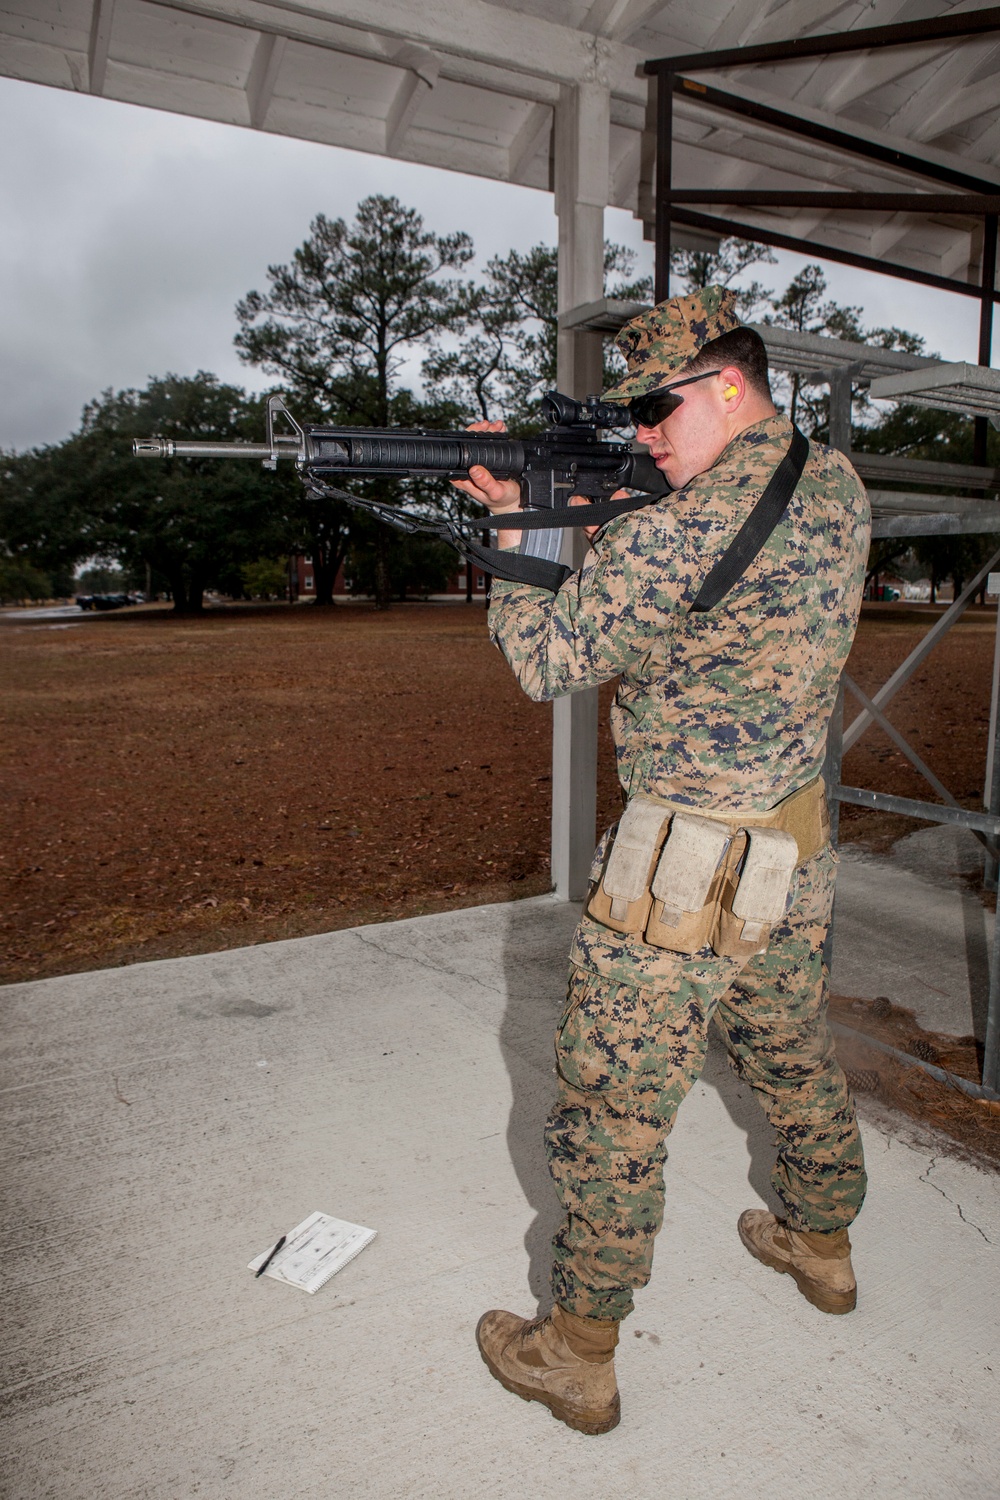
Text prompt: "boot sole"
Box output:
[[476, 1325, 621, 1435], [738, 1220, 856, 1315]]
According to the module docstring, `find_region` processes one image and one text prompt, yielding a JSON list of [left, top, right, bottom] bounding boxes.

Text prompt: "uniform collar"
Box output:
[[715, 413, 794, 470]]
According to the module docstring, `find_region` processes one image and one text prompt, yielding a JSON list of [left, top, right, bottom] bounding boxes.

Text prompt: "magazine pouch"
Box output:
[[713, 826, 800, 960], [644, 813, 732, 954], [586, 798, 670, 934]]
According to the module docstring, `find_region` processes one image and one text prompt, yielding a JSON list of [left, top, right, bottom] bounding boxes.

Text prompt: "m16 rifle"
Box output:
[[133, 392, 669, 591]]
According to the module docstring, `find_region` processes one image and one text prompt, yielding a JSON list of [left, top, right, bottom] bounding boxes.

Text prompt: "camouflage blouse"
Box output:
[[488, 414, 870, 815]]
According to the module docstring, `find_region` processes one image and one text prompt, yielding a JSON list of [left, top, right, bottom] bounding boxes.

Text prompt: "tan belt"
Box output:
[[587, 776, 829, 960]]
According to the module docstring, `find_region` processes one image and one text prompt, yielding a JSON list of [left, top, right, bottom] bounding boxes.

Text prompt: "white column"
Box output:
[[550, 81, 609, 900]]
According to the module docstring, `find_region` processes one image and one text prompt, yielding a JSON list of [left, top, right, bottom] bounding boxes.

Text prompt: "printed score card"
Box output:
[[248, 1212, 377, 1294]]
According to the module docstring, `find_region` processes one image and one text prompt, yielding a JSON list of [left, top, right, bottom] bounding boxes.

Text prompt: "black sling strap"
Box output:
[[690, 425, 809, 613]]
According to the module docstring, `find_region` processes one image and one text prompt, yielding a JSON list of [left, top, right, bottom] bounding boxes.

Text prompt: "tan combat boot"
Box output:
[[738, 1210, 857, 1314], [476, 1303, 621, 1434]]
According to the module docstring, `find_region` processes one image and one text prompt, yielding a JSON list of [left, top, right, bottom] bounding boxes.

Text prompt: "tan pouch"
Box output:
[[644, 813, 732, 954], [586, 798, 670, 934], [713, 825, 799, 959]]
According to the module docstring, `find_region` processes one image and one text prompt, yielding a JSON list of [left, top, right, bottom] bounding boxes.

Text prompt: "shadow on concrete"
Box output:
[[961, 885, 992, 1064], [700, 1022, 784, 1217], [497, 901, 569, 1314], [495, 901, 785, 1316]]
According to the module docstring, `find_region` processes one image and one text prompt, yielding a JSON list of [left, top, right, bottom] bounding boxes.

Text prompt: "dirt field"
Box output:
[[5, 597, 999, 1162], [2, 600, 996, 991]]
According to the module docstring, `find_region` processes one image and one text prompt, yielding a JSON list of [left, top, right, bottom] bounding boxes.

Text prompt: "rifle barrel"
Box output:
[[132, 438, 300, 459]]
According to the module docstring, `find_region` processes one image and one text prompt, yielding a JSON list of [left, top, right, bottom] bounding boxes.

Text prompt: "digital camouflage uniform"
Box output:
[[487, 288, 871, 1323]]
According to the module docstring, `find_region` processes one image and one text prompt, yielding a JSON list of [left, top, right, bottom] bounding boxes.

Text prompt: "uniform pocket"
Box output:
[[555, 969, 644, 1102]]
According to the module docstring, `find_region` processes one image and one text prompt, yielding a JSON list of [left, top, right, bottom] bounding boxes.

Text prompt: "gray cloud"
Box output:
[[0, 75, 987, 452]]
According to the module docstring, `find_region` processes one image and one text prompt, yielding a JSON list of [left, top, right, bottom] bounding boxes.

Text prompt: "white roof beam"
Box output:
[[743, 0, 856, 51], [88, 0, 116, 95], [246, 30, 286, 128], [507, 102, 552, 183], [385, 44, 439, 156], [889, 38, 1000, 140], [869, 212, 913, 260], [911, 75, 1000, 144], [143, 0, 648, 103], [939, 227, 976, 282], [581, 0, 665, 43], [705, 0, 779, 52], [814, 44, 942, 112], [610, 131, 641, 207]]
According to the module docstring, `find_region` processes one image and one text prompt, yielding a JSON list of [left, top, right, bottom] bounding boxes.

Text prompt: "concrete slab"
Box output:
[[2, 893, 998, 1499], [833, 826, 995, 1038]]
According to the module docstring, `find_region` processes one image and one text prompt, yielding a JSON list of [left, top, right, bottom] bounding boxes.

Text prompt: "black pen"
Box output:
[[255, 1234, 287, 1278]]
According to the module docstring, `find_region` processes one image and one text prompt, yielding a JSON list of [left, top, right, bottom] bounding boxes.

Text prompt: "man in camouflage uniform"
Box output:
[[454, 286, 870, 1436]]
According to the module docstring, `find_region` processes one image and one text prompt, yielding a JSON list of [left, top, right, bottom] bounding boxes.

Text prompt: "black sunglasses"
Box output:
[[627, 369, 723, 429]]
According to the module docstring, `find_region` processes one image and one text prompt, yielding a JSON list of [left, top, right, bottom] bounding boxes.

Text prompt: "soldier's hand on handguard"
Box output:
[[451, 420, 522, 516]]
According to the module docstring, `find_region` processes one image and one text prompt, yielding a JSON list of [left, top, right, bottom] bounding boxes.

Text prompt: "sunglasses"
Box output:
[[626, 369, 723, 429]]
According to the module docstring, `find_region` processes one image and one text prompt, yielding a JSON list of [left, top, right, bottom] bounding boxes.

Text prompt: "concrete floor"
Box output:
[[2, 856, 999, 1499], [833, 824, 995, 1037]]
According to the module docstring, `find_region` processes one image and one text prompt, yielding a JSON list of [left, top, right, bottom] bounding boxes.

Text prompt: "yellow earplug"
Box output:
[[724, 385, 738, 398]]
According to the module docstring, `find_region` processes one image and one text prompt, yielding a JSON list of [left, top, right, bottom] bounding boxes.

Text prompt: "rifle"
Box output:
[[133, 392, 669, 591]]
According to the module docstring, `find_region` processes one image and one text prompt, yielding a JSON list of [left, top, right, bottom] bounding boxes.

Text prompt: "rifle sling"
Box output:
[[689, 426, 809, 613]]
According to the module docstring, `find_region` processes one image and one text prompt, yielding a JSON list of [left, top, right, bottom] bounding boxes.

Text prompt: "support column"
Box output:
[[973, 213, 997, 470], [550, 81, 609, 901]]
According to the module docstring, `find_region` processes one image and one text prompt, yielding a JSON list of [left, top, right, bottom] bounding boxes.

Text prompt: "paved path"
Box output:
[[2, 878, 998, 1499]]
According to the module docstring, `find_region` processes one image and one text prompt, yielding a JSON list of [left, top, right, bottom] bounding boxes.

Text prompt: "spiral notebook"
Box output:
[[248, 1212, 377, 1294]]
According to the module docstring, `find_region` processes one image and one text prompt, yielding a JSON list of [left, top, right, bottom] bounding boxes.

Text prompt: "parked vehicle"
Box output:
[[75, 593, 137, 611]]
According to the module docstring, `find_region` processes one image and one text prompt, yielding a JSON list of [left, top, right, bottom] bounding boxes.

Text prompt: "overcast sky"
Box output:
[[1, 74, 989, 453]]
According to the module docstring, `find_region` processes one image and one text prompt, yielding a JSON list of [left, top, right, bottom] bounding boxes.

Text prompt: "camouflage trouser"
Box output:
[[546, 845, 866, 1322]]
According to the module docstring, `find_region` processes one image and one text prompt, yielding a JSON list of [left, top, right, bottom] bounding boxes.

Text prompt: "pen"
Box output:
[[255, 1234, 287, 1278]]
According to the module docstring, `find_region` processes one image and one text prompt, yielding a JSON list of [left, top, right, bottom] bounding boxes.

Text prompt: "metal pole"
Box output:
[[974, 212, 997, 469], [985, 905, 1000, 1092], [827, 370, 852, 455], [985, 576, 1000, 891], [822, 678, 844, 973], [654, 72, 674, 303]]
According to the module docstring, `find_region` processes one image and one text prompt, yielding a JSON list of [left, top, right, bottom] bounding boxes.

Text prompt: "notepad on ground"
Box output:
[[248, 1212, 377, 1293]]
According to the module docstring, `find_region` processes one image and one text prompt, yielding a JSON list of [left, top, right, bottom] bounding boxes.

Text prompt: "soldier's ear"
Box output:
[[720, 368, 744, 404]]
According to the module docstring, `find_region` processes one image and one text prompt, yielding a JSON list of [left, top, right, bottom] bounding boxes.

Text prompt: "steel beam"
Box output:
[[975, 213, 998, 468], [665, 191, 1000, 213], [843, 673, 1000, 861], [821, 679, 844, 971], [984, 589, 1000, 891], [654, 71, 673, 301], [644, 7, 1000, 77], [668, 208, 1000, 303], [870, 510, 1000, 538], [984, 917, 1000, 1092], [834, 786, 1000, 837], [666, 75, 1000, 195]]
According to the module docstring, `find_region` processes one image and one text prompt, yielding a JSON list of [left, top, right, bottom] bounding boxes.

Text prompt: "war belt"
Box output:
[[587, 776, 830, 960]]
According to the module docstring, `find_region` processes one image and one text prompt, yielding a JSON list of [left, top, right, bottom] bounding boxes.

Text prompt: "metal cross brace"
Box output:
[[841, 672, 1000, 861], [842, 545, 1000, 755]]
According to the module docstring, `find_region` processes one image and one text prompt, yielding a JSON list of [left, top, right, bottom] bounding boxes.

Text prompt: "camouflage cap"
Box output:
[[603, 285, 743, 404]]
